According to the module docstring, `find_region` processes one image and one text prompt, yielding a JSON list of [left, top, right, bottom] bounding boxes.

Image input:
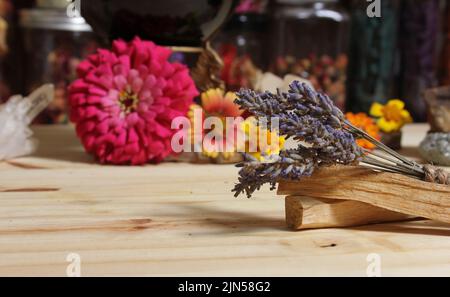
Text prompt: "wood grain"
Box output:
[[0, 124, 449, 276], [285, 196, 415, 230], [278, 166, 450, 224]]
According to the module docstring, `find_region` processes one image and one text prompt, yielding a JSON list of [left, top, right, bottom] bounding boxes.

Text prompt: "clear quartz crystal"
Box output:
[[0, 84, 54, 160]]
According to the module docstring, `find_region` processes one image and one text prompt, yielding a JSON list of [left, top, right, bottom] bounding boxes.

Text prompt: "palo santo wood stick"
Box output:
[[285, 196, 415, 230], [278, 166, 450, 224]]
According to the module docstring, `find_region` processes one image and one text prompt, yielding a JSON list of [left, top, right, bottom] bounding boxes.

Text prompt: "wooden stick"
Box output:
[[285, 196, 415, 230], [278, 166, 450, 224]]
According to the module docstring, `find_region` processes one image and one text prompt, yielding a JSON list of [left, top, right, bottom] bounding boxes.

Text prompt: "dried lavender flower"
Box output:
[[233, 80, 449, 198], [233, 148, 317, 198], [233, 82, 363, 198]]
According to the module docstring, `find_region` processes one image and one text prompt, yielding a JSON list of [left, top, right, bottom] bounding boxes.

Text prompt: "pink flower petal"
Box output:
[[113, 75, 127, 91], [126, 112, 139, 126], [131, 77, 143, 94], [113, 39, 128, 55]]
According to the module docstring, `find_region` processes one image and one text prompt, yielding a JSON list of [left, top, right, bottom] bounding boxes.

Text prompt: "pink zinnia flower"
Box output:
[[69, 37, 198, 165]]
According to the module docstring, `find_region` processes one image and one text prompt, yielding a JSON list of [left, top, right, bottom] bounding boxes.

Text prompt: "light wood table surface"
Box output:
[[0, 124, 449, 276]]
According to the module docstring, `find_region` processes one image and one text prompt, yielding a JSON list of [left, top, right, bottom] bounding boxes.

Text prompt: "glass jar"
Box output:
[[440, 2, 450, 86], [0, 0, 13, 102], [213, 12, 269, 91], [399, 0, 440, 122], [346, 0, 399, 114], [20, 8, 101, 124], [268, 0, 349, 110]]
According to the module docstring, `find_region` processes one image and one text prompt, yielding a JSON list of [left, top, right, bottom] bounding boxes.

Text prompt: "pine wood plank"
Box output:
[[278, 166, 450, 224], [285, 196, 415, 230]]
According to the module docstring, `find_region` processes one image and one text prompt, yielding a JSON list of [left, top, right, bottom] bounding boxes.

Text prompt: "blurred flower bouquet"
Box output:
[[344, 99, 412, 152], [185, 88, 285, 164]]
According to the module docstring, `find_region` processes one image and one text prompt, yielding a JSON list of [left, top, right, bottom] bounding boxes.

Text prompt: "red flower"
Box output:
[[69, 37, 198, 165]]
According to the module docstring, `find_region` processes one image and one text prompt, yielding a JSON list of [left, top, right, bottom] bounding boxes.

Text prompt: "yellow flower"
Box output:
[[370, 99, 413, 133], [187, 103, 203, 146], [241, 117, 286, 161], [202, 148, 235, 160], [202, 149, 219, 159]]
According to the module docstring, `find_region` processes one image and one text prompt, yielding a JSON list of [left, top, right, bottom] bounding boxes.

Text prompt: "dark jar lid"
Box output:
[[276, 0, 338, 4], [223, 13, 269, 32]]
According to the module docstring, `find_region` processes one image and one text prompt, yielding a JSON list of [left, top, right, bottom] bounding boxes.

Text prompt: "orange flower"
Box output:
[[188, 89, 244, 159], [345, 112, 381, 150], [200, 88, 243, 118]]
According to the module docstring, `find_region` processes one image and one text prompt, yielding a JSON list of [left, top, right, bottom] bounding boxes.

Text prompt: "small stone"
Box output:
[[419, 133, 450, 166]]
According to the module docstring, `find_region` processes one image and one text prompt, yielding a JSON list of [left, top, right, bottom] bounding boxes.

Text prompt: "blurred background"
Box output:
[[0, 0, 448, 124]]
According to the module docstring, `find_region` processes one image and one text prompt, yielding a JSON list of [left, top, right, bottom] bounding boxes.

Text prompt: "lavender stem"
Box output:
[[344, 121, 417, 167]]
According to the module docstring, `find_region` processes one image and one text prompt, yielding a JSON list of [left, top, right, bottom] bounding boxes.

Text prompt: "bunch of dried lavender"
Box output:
[[233, 81, 362, 197], [233, 81, 449, 198]]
